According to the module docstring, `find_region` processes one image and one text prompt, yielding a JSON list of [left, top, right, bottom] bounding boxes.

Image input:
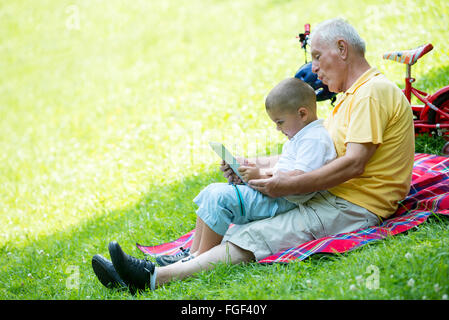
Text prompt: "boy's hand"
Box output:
[[220, 158, 246, 184], [238, 162, 260, 182]]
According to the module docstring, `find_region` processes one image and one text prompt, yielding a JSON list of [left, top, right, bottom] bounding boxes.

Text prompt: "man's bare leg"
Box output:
[[155, 241, 255, 287]]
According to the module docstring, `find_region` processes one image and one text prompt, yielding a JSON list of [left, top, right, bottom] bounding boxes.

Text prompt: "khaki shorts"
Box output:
[[222, 190, 381, 261]]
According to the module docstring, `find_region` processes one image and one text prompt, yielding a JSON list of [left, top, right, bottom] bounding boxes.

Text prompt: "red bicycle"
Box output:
[[383, 44, 449, 154]]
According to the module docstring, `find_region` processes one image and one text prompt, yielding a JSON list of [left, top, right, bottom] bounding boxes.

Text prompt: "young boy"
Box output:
[[156, 78, 336, 266]]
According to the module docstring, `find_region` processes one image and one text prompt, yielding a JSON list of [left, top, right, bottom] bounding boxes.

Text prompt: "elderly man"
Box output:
[[92, 18, 415, 293]]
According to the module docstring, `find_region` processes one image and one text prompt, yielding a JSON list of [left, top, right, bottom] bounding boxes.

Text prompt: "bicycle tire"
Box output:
[[427, 91, 449, 125], [442, 141, 449, 156]]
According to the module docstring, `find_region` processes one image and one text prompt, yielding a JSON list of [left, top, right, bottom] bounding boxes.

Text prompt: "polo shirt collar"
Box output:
[[290, 119, 323, 142], [345, 67, 381, 94], [333, 67, 381, 114]]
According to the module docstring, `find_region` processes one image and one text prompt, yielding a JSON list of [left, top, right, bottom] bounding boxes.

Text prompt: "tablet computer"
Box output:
[[209, 141, 247, 185]]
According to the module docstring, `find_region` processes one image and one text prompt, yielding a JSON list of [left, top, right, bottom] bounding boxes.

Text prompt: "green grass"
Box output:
[[1, 0, 448, 300]]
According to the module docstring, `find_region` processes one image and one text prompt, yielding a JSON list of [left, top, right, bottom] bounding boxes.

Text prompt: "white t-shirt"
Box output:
[[274, 119, 336, 174]]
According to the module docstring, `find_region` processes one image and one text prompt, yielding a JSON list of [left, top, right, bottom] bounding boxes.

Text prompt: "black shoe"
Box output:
[[108, 241, 156, 293], [91, 254, 127, 289], [155, 247, 191, 266]]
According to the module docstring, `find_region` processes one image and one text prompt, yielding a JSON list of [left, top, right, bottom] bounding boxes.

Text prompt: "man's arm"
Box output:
[[273, 169, 305, 178], [248, 142, 378, 197], [248, 154, 280, 168]]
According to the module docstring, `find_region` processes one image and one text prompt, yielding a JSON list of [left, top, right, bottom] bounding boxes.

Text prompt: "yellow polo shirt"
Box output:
[[324, 67, 415, 218]]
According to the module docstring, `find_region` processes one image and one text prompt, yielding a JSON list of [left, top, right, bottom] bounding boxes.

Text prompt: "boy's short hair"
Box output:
[[265, 78, 317, 114]]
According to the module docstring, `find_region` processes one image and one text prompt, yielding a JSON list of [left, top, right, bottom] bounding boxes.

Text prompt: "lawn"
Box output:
[[1, 0, 448, 300]]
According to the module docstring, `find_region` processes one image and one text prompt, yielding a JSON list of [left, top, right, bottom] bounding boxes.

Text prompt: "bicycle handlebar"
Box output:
[[304, 23, 310, 34], [297, 24, 311, 49]]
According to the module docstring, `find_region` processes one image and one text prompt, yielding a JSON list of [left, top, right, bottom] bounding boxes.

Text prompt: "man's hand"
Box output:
[[248, 175, 284, 198], [238, 163, 260, 183]]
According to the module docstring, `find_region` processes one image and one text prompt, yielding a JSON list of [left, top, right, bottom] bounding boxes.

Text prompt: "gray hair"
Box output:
[[310, 18, 366, 55]]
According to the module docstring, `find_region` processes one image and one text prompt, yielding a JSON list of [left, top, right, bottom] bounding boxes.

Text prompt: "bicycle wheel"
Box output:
[[428, 91, 449, 125], [442, 141, 449, 156]]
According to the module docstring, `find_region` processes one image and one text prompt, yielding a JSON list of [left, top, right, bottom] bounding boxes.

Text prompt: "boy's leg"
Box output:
[[192, 183, 241, 254], [190, 216, 204, 255], [196, 220, 224, 255], [192, 182, 299, 258], [190, 216, 223, 256], [193, 183, 297, 256], [194, 182, 295, 228]]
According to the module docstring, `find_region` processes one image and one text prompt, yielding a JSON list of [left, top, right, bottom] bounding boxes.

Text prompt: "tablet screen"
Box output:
[[209, 142, 247, 184]]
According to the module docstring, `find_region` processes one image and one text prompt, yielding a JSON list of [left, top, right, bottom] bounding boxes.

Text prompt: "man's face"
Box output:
[[310, 35, 345, 93]]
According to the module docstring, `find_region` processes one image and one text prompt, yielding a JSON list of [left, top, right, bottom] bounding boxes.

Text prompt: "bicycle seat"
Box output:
[[383, 43, 433, 65]]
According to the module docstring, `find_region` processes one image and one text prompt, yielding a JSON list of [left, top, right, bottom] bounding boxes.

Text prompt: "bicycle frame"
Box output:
[[404, 64, 449, 130]]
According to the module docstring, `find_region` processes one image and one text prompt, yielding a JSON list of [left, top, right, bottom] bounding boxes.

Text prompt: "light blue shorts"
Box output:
[[193, 183, 297, 236]]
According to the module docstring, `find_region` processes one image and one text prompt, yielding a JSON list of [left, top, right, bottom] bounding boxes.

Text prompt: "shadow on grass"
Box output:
[[0, 166, 227, 298]]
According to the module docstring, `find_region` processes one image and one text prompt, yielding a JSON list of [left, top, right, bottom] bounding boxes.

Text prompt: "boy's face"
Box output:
[[267, 107, 307, 140]]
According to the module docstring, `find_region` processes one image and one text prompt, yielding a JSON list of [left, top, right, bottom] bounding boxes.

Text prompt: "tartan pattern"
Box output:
[[136, 153, 449, 263]]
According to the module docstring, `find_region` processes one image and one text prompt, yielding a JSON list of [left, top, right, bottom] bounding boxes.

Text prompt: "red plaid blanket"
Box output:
[[137, 153, 449, 263]]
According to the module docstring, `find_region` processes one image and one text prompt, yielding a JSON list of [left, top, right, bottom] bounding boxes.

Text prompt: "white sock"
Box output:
[[150, 267, 157, 291]]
